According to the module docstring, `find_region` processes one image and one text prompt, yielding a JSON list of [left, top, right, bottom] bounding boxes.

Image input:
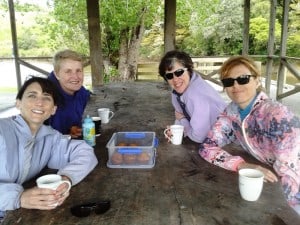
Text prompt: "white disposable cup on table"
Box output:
[[238, 168, 264, 201], [36, 174, 71, 193], [164, 125, 184, 145], [97, 108, 114, 124]]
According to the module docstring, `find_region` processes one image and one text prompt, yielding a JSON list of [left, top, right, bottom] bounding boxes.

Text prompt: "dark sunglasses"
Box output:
[[164, 68, 188, 80], [221, 75, 256, 87], [70, 200, 111, 217]]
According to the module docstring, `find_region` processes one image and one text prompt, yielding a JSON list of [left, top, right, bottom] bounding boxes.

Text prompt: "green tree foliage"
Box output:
[[0, 0, 300, 59], [100, 0, 161, 65], [40, 0, 89, 55], [249, 17, 281, 55]]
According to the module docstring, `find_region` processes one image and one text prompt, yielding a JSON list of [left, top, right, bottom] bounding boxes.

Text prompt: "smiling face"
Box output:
[[224, 64, 259, 109], [165, 62, 190, 94], [16, 82, 57, 134], [54, 59, 84, 95]]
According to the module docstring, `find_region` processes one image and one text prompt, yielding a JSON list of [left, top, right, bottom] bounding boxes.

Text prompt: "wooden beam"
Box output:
[[86, 0, 103, 87], [265, 0, 277, 95], [164, 0, 176, 53], [8, 0, 22, 89], [276, 0, 290, 101], [242, 0, 250, 55]]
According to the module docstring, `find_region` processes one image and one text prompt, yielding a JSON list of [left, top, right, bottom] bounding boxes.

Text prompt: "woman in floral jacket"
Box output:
[[199, 56, 300, 214]]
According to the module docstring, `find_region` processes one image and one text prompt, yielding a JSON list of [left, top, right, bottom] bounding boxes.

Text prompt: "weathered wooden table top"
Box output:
[[3, 82, 299, 225]]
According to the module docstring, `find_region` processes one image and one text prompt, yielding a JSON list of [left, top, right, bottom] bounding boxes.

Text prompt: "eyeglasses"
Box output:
[[221, 75, 256, 87], [70, 200, 111, 217], [164, 68, 188, 80]]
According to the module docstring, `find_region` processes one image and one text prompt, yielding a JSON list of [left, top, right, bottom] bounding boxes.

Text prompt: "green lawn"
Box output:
[[0, 87, 17, 93]]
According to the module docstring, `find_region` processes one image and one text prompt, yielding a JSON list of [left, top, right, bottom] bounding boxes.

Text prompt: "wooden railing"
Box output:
[[136, 62, 161, 81], [136, 57, 261, 86]]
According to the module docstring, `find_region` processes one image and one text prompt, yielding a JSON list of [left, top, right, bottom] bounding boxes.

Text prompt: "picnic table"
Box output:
[[3, 82, 299, 225]]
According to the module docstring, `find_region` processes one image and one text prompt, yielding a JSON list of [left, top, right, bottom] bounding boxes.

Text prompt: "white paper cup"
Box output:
[[97, 108, 114, 124], [238, 168, 264, 201], [36, 174, 71, 192], [164, 125, 184, 145]]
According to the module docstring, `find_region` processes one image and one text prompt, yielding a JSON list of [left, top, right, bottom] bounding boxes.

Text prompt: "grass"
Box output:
[[0, 87, 17, 93]]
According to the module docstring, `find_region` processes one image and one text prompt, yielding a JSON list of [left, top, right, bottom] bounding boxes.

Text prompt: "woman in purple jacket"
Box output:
[[159, 50, 226, 143], [199, 55, 300, 214]]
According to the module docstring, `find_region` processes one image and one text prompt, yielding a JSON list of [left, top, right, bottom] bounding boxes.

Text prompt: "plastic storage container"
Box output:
[[106, 132, 158, 168]]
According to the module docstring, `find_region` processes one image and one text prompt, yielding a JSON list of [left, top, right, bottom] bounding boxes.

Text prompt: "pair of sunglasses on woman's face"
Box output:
[[164, 68, 188, 80], [70, 200, 110, 217], [221, 75, 256, 87]]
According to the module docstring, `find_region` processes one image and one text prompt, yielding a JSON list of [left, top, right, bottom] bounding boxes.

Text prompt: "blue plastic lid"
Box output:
[[118, 148, 142, 154], [124, 132, 146, 139]]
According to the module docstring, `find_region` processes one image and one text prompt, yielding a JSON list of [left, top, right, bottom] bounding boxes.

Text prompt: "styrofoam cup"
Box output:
[[238, 168, 264, 201]]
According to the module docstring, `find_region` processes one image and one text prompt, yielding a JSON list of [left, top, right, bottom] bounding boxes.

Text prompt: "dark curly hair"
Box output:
[[158, 50, 194, 81]]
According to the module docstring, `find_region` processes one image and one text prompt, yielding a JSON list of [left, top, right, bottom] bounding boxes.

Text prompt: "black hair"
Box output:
[[16, 77, 60, 106], [158, 50, 194, 81]]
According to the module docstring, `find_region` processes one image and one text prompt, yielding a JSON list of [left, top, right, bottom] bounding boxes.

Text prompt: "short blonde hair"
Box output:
[[53, 49, 83, 73], [219, 56, 260, 80], [219, 56, 263, 92]]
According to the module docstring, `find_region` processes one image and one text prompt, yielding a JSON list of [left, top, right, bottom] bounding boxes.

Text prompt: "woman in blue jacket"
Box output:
[[47, 49, 91, 138]]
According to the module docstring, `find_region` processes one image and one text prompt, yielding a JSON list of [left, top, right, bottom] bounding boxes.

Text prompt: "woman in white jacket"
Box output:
[[0, 77, 98, 221]]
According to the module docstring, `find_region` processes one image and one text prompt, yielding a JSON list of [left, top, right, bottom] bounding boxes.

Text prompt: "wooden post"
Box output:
[[242, 0, 250, 55], [265, 0, 277, 95], [86, 0, 103, 88], [276, 0, 289, 101], [8, 0, 22, 90], [164, 0, 176, 53]]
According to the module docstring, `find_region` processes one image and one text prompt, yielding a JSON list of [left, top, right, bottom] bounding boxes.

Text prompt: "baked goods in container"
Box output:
[[111, 152, 123, 165], [137, 152, 150, 164], [117, 142, 127, 146], [123, 154, 137, 164]]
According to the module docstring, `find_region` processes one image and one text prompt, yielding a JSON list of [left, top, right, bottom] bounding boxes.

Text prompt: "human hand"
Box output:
[[20, 183, 70, 210], [237, 162, 278, 183], [70, 126, 82, 138], [175, 111, 185, 120]]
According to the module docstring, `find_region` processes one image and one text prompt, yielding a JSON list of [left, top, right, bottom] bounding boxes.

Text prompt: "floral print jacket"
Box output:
[[199, 91, 300, 207]]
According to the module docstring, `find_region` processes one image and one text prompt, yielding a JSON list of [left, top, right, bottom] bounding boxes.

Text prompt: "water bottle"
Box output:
[[82, 115, 95, 146]]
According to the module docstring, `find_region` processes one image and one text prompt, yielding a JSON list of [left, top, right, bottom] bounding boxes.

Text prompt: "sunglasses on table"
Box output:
[[164, 68, 188, 80], [221, 75, 256, 87], [70, 200, 111, 217]]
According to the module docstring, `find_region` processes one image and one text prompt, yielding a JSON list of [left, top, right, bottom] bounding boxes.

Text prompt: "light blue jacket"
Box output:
[[0, 115, 98, 212]]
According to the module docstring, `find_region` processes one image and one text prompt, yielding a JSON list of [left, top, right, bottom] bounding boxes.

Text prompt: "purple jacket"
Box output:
[[172, 73, 226, 142], [199, 91, 300, 207]]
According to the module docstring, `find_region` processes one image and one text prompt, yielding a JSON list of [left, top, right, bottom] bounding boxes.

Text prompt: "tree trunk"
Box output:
[[118, 8, 146, 81], [118, 29, 129, 81], [86, 0, 103, 87]]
